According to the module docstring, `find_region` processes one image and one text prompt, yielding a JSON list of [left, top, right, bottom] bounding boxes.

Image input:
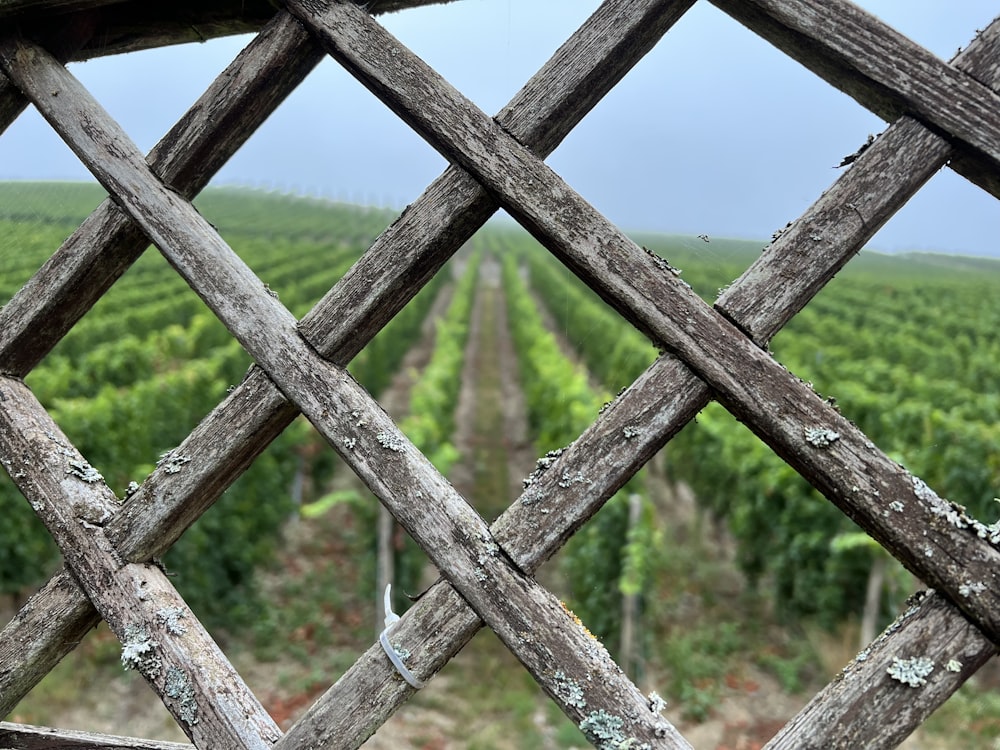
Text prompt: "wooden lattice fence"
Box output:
[[0, 0, 998, 747]]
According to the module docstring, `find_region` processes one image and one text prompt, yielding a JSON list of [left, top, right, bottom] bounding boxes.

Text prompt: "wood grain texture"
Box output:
[[717, 15, 1000, 344], [0, 568, 101, 716], [0, 32, 689, 749], [0, 378, 280, 749], [2, 1, 997, 747], [284, 4, 1000, 747], [710, 0, 1000, 198], [0, 721, 193, 749], [289, 0, 1000, 659], [0, 12, 322, 377], [1, 0, 460, 60], [766, 591, 996, 750], [0, 1, 691, 734]]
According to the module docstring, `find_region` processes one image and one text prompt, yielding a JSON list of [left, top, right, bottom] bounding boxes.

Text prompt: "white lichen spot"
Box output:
[[376, 431, 404, 453], [959, 581, 987, 597], [120, 625, 161, 677], [923, 546, 934, 558], [391, 642, 412, 661], [165, 666, 199, 725], [647, 691, 667, 714], [889, 500, 905, 513], [522, 449, 566, 489], [804, 426, 840, 449], [887, 656, 934, 687], [558, 470, 592, 490], [157, 450, 192, 475], [156, 607, 188, 636], [622, 426, 641, 440], [553, 670, 587, 709], [579, 709, 628, 750], [344, 436, 357, 450], [946, 659, 963, 673], [478, 533, 499, 557], [66, 459, 103, 483]]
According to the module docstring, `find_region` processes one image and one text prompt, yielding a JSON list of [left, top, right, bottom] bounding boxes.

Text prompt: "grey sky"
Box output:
[[1, 1, 998, 256]]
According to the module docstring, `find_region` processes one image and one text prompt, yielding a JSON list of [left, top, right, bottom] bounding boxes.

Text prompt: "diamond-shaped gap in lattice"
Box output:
[[543, 0, 884, 244]]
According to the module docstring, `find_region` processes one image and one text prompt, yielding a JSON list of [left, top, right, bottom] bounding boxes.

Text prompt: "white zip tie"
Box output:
[[378, 584, 425, 689]]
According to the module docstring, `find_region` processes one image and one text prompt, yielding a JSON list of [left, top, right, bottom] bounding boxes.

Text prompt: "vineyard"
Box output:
[[2, 181, 1000, 744]]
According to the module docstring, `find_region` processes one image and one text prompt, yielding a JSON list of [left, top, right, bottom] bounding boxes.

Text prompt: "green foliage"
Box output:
[[0, 182, 414, 624], [500, 250, 646, 652]]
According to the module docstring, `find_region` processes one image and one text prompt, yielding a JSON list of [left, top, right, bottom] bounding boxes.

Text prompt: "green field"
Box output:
[[2, 181, 998, 744]]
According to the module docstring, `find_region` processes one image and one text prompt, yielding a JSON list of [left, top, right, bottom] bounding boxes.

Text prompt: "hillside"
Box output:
[[1, 181, 998, 748]]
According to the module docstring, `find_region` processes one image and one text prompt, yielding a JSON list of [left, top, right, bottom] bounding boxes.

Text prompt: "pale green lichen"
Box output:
[[121, 624, 161, 678], [165, 666, 199, 726], [946, 659, 963, 673], [553, 670, 587, 710], [578, 709, 649, 750], [66, 458, 103, 483], [647, 691, 667, 714], [376, 431, 404, 452], [804, 426, 840, 448], [959, 581, 987, 597], [157, 450, 192, 474], [156, 607, 188, 636], [887, 656, 934, 687]]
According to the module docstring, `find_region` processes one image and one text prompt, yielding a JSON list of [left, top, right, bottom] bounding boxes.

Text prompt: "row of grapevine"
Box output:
[[378, 249, 483, 606], [0, 183, 448, 633], [498, 249, 654, 661], [508, 231, 1000, 627]]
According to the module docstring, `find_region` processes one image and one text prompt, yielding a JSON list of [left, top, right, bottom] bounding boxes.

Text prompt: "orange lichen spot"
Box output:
[[560, 600, 598, 641]]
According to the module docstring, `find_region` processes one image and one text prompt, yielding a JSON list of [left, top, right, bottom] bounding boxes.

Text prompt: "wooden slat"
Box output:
[[0, 569, 102, 717], [710, 0, 1000, 199], [0, 721, 193, 749], [0, 0, 692, 726], [1, 2, 992, 748], [287, 13, 1000, 748], [0, 35, 690, 748], [3, 1, 462, 60], [0, 0, 125, 17], [718, 18, 1000, 343], [0, 12, 323, 377], [765, 591, 996, 750], [0, 378, 280, 749], [286, 0, 1000, 647], [299, 0, 697, 359], [0, 71, 29, 135]]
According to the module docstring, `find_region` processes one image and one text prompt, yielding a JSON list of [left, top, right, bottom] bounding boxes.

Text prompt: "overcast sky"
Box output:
[[1, 1, 998, 256]]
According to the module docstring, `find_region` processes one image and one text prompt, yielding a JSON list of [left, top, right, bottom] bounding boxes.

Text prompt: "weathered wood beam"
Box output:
[[0, 377, 281, 748], [0, 0, 125, 17], [710, 0, 1000, 198], [0, 3, 692, 735], [287, 0, 1000, 647], [765, 590, 996, 750], [0, 12, 323, 377], [0, 0, 462, 59], [0, 32, 690, 749], [288, 16, 1000, 749], [0, 721, 193, 749]]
